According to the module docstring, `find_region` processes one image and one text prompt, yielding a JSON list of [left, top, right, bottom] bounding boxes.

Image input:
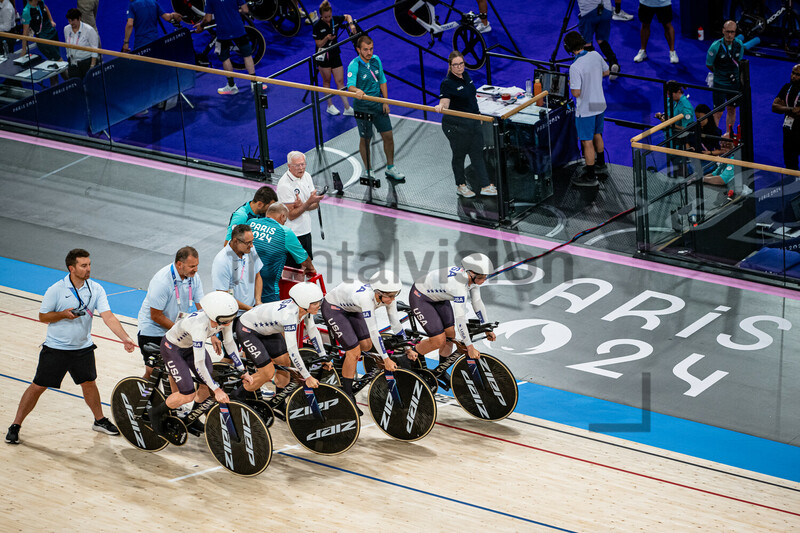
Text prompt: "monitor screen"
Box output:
[[534, 69, 569, 100]]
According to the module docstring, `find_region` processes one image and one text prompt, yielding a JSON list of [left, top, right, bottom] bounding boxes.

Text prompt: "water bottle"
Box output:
[[698, 27, 704, 41], [525, 78, 532, 97]]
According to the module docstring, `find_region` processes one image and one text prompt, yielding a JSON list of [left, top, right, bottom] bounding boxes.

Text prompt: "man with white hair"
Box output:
[[276, 151, 324, 267]]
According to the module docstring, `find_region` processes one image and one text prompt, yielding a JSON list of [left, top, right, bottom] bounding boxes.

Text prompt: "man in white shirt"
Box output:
[[0, 0, 16, 57], [566, 30, 610, 187], [276, 151, 324, 267], [63, 8, 99, 79]]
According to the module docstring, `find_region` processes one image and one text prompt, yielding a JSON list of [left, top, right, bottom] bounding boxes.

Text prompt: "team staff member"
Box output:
[[195, 0, 256, 95], [148, 292, 252, 438], [772, 64, 800, 170], [225, 185, 277, 245], [435, 50, 497, 198], [63, 8, 99, 80], [123, 0, 182, 52], [137, 246, 204, 379], [212, 224, 263, 313], [566, 31, 610, 186], [403, 254, 496, 369], [277, 151, 324, 266], [312, 0, 356, 116], [347, 35, 406, 183], [251, 203, 316, 303], [20, 0, 61, 61], [6, 249, 136, 445], [321, 271, 405, 413], [707, 20, 744, 135], [233, 282, 324, 406]]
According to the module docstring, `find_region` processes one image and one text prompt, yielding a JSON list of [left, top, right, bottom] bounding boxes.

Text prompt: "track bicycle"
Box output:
[[393, 0, 487, 69], [330, 343, 437, 442], [171, 0, 267, 69], [111, 343, 273, 476], [731, 0, 800, 57], [213, 351, 360, 455], [391, 302, 519, 422], [248, 0, 304, 38]]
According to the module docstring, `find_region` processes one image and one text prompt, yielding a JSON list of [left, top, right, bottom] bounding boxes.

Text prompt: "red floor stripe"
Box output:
[[435, 422, 800, 517]]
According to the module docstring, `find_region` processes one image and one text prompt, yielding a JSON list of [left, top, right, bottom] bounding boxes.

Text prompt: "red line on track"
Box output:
[[435, 422, 800, 517]]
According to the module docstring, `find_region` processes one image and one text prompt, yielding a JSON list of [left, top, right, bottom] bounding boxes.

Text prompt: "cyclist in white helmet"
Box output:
[[406, 253, 497, 365], [321, 271, 406, 412], [149, 291, 253, 437], [233, 282, 325, 403]]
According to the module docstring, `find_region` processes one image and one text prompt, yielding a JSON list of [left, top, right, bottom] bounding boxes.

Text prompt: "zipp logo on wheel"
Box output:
[[306, 420, 358, 441], [405, 380, 424, 433], [241, 409, 256, 466], [380, 393, 394, 430], [289, 398, 339, 419], [121, 392, 146, 448], [479, 358, 507, 406], [460, 370, 489, 418]]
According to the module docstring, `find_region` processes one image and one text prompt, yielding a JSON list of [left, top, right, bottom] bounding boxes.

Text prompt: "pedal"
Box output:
[[185, 418, 205, 437]]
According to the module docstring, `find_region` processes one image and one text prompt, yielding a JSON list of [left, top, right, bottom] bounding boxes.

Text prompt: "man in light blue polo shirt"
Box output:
[[212, 224, 263, 313], [137, 246, 204, 378], [6, 249, 136, 445]]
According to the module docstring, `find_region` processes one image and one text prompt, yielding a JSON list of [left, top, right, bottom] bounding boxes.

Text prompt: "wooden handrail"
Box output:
[[630, 141, 800, 177], [500, 91, 548, 120], [630, 114, 683, 142], [0, 31, 492, 122]]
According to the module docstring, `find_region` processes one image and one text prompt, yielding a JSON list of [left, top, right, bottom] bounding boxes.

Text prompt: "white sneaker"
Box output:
[[385, 166, 406, 182], [612, 9, 634, 21], [475, 21, 491, 33], [326, 104, 340, 116], [609, 64, 620, 81], [343, 107, 354, 116], [634, 49, 647, 63], [218, 84, 239, 95], [480, 184, 498, 196], [456, 184, 476, 198], [669, 50, 679, 64]]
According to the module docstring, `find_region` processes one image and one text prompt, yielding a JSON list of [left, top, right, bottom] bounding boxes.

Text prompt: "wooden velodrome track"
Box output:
[[1, 286, 798, 532]]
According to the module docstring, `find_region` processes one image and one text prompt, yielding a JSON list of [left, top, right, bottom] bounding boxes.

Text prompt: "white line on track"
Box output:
[[167, 444, 301, 482], [37, 155, 91, 181]]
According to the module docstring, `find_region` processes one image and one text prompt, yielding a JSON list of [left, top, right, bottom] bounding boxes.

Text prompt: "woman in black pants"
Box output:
[[435, 51, 497, 198]]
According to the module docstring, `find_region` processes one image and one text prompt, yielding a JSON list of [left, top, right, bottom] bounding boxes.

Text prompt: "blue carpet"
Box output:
[[36, 0, 792, 172]]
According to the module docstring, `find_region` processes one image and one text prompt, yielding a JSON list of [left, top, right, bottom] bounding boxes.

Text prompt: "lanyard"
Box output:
[[360, 57, 379, 83], [170, 265, 192, 313], [231, 254, 246, 289], [787, 84, 800, 109], [69, 277, 93, 316], [720, 40, 739, 69]]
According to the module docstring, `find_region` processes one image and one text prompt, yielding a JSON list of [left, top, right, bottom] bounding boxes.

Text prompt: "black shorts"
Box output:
[[408, 285, 454, 337], [638, 4, 673, 25], [138, 333, 163, 368], [235, 321, 287, 368], [32, 344, 97, 388], [320, 299, 370, 351], [160, 337, 215, 395], [315, 50, 343, 69], [713, 86, 740, 109], [219, 34, 252, 62]]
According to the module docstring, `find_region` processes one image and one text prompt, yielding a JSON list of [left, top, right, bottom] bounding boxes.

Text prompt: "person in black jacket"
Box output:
[[434, 51, 496, 198]]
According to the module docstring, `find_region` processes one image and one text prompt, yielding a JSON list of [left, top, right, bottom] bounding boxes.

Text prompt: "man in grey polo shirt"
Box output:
[[6, 249, 136, 445], [212, 224, 263, 313], [137, 246, 204, 379]]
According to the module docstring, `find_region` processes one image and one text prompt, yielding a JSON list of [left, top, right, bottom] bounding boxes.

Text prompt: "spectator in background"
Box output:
[[693, 103, 725, 156], [707, 20, 743, 134], [612, 1, 634, 21], [0, 0, 17, 55], [771, 64, 800, 170], [63, 8, 98, 79], [20, 0, 61, 61], [634, 0, 678, 64], [654, 81, 694, 149], [576, 0, 620, 80], [277, 151, 324, 266], [123, 0, 182, 52], [313, 0, 356, 116], [475, 0, 490, 33], [195, 0, 256, 95], [77, 0, 98, 32], [224, 186, 277, 245], [567, 31, 609, 187]]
